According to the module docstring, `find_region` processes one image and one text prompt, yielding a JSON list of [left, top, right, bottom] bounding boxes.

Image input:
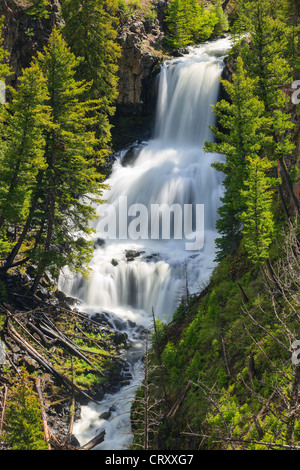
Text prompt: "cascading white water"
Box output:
[[59, 37, 232, 450]]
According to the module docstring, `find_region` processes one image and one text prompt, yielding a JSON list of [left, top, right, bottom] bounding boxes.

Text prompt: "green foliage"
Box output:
[[26, 0, 51, 19], [0, 28, 108, 290], [0, 62, 51, 230], [0, 16, 10, 82], [240, 156, 277, 264], [211, 0, 229, 36], [4, 367, 48, 450], [204, 56, 273, 261], [29, 27, 106, 282], [61, 0, 121, 156], [165, 0, 219, 49]]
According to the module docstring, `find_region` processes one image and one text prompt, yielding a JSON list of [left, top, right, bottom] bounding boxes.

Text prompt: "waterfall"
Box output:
[[58, 37, 232, 450]]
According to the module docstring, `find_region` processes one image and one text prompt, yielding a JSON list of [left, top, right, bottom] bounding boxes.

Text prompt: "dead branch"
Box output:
[[0, 384, 8, 436], [35, 377, 51, 450], [6, 317, 100, 404], [167, 381, 191, 419], [77, 430, 106, 450], [68, 358, 75, 437], [181, 432, 300, 450]]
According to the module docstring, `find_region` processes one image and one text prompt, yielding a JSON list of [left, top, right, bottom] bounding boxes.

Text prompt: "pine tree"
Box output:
[[166, 0, 191, 48], [204, 57, 272, 260], [240, 156, 277, 265], [237, 0, 297, 216], [2, 29, 106, 290], [211, 0, 229, 37], [239, 0, 292, 111], [0, 16, 13, 256], [0, 63, 51, 237], [61, 0, 121, 156], [4, 367, 48, 450], [0, 16, 10, 84], [30, 27, 106, 291], [166, 0, 218, 49]]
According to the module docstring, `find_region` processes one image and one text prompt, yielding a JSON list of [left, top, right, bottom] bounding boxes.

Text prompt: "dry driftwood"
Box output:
[[35, 377, 51, 450], [6, 317, 100, 404], [78, 430, 106, 450], [0, 384, 8, 436]]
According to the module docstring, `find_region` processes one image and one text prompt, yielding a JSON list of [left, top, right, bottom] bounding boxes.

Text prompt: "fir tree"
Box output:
[[165, 0, 218, 49], [61, 0, 121, 156], [4, 367, 48, 450], [238, 0, 297, 216], [0, 63, 51, 236], [2, 29, 106, 291], [30, 27, 106, 291], [240, 156, 277, 265], [204, 57, 272, 260]]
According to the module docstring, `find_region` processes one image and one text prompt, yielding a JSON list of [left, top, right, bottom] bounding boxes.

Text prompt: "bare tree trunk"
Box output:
[[152, 308, 169, 412], [278, 158, 300, 217], [35, 377, 51, 450], [0, 384, 8, 436]]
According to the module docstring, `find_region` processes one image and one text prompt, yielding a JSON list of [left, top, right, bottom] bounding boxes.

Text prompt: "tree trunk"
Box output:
[[278, 158, 300, 217], [1, 170, 44, 272]]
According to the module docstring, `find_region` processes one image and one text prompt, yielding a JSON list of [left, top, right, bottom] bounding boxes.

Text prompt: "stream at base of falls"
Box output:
[[58, 36, 232, 450]]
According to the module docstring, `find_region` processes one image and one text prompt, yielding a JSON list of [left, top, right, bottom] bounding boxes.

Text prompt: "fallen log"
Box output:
[[0, 384, 7, 436], [68, 358, 75, 437], [167, 381, 192, 419], [7, 319, 100, 404], [78, 430, 106, 450], [35, 377, 51, 450], [38, 323, 105, 376]]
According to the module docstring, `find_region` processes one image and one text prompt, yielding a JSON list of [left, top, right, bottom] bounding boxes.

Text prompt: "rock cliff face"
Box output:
[[0, 0, 63, 89], [112, 2, 169, 146], [1, 0, 167, 107], [116, 3, 167, 114]]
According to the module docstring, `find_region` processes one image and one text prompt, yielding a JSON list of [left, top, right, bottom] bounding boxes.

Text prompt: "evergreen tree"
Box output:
[[238, 0, 297, 216], [165, 0, 219, 49], [0, 16, 10, 84], [0, 63, 51, 237], [61, 0, 121, 156], [166, 0, 193, 48], [204, 57, 272, 260], [4, 367, 48, 450], [239, 0, 292, 111], [2, 29, 106, 291], [211, 0, 229, 37], [0, 16, 13, 255], [240, 156, 277, 265], [30, 28, 106, 291]]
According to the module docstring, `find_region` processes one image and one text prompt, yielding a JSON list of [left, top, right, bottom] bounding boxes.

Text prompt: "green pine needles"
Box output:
[[0, 27, 108, 291], [165, 0, 229, 49], [4, 367, 48, 450], [205, 0, 297, 267]]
